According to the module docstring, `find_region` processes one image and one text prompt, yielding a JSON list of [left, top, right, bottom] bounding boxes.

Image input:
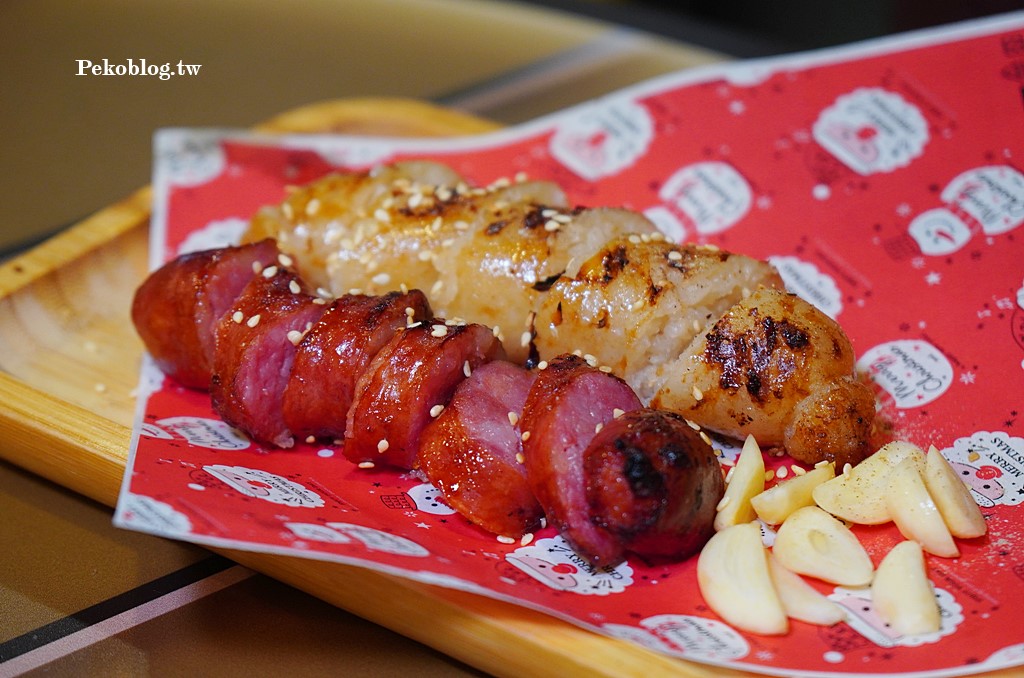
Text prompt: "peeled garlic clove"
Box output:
[[924, 445, 987, 539], [697, 522, 788, 635], [773, 505, 874, 587], [714, 435, 765, 532], [812, 441, 926, 525], [872, 540, 941, 636], [752, 463, 835, 525], [767, 552, 845, 626], [886, 456, 959, 558]]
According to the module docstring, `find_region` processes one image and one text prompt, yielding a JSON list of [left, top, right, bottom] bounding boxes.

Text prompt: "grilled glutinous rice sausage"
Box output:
[[245, 161, 660, 364], [246, 162, 875, 466]]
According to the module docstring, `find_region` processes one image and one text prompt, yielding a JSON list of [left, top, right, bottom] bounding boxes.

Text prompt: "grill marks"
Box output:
[[704, 307, 812, 402]]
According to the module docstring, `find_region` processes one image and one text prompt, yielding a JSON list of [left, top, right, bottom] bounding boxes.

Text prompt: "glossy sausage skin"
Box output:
[[520, 353, 643, 566], [131, 239, 279, 388], [419, 361, 542, 538], [210, 269, 328, 448], [344, 321, 506, 469], [583, 408, 724, 565], [282, 290, 431, 441]]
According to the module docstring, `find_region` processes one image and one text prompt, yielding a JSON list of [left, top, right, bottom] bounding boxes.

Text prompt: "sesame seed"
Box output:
[[316, 287, 333, 298], [430, 280, 444, 296], [463, 360, 472, 377], [496, 535, 515, 544], [305, 435, 316, 443], [282, 203, 294, 220], [288, 280, 301, 294], [843, 462, 853, 475], [232, 310, 244, 324], [374, 208, 391, 222], [628, 234, 642, 244], [372, 273, 391, 286], [515, 452, 525, 464], [431, 324, 448, 338], [418, 250, 434, 261], [725, 465, 736, 483], [406, 321, 422, 329], [716, 495, 731, 511], [553, 214, 572, 224], [776, 466, 789, 479], [583, 353, 598, 367], [305, 198, 321, 216], [544, 219, 561, 232], [405, 306, 415, 317], [520, 532, 534, 546], [454, 220, 470, 231], [685, 419, 701, 431], [251, 261, 263, 274], [612, 408, 625, 418], [377, 439, 389, 453], [814, 459, 831, 468], [595, 422, 603, 434], [541, 208, 558, 218], [764, 469, 776, 482], [246, 314, 261, 327], [692, 385, 704, 401], [520, 330, 532, 347], [492, 325, 501, 338], [792, 465, 806, 475], [699, 431, 713, 446], [358, 461, 375, 469], [94, 382, 107, 393], [537, 360, 548, 370], [598, 366, 612, 373], [507, 411, 519, 426], [287, 330, 303, 345], [277, 253, 293, 267], [408, 192, 423, 208], [312, 297, 327, 305], [521, 431, 531, 442], [668, 250, 683, 261], [436, 187, 453, 202], [429, 404, 444, 418]]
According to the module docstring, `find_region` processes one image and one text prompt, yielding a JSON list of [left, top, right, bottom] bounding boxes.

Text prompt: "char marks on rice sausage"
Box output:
[[131, 239, 280, 388], [583, 408, 724, 565], [345, 321, 506, 469], [282, 290, 432, 441], [419, 361, 541, 538], [211, 268, 328, 448], [519, 353, 643, 566]]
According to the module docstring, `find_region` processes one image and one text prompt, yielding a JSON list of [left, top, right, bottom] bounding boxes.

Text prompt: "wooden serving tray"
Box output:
[[0, 98, 737, 678]]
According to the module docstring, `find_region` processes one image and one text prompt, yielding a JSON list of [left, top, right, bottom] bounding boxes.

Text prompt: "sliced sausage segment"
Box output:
[[519, 353, 642, 566], [282, 290, 432, 441], [345, 321, 505, 469], [419, 361, 541, 537], [583, 408, 724, 565], [131, 239, 279, 388], [211, 268, 328, 448]]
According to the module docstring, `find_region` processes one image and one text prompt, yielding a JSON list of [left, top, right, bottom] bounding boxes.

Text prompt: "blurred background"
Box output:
[[1, 0, 1019, 255]]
